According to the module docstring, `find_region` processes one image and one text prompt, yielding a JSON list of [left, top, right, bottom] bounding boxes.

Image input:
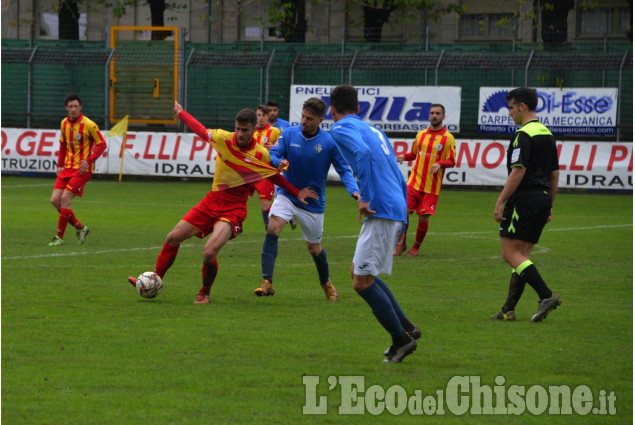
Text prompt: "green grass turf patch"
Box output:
[[1, 175, 632, 424]]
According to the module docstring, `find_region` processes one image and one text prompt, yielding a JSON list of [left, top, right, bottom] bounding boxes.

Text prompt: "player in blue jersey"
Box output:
[[255, 97, 360, 300], [329, 85, 419, 363], [266, 100, 291, 131]]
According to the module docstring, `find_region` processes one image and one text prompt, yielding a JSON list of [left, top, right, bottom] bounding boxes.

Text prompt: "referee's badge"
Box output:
[[314, 144, 322, 154]]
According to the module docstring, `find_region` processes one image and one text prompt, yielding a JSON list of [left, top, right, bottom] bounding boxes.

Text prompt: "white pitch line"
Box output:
[[2, 183, 52, 188], [2, 223, 630, 261]]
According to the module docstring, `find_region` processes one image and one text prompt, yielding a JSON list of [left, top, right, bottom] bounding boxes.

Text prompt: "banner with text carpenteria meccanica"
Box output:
[[289, 85, 462, 133], [478, 87, 619, 136]]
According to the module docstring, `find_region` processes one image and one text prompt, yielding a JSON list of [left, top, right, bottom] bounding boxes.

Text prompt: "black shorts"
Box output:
[[499, 190, 552, 244]]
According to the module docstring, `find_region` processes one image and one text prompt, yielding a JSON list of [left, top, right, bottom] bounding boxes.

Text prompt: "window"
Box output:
[[458, 13, 516, 40], [577, 7, 631, 37], [459, 14, 485, 38]]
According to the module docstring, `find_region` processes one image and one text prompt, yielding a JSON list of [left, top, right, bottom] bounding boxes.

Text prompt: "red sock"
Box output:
[[57, 208, 73, 239], [201, 258, 218, 291], [69, 212, 82, 229], [413, 220, 429, 248], [56, 207, 82, 229], [154, 242, 180, 279]]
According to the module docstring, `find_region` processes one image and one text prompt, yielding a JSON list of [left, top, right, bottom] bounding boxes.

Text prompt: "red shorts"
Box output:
[[407, 187, 438, 216], [252, 179, 275, 201], [182, 193, 247, 239], [53, 168, 92, 197]]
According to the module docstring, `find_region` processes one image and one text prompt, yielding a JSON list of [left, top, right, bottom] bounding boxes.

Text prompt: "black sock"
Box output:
[[262, 210, 269, 229], [401, 319, 416, 333], [312, 249, 330, 285], [261, 233, 278, 282], [392, 331, 411, 347], [519, 263, 552, 300], [502, 272, 526, 313]]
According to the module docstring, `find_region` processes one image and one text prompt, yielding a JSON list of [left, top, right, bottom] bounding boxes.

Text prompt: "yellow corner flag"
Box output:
[[108, 116, 130, 182], [108, 115, 129, 137]]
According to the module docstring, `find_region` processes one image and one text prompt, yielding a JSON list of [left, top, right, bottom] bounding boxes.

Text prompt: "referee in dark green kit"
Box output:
[[490, 87, 562, 322]]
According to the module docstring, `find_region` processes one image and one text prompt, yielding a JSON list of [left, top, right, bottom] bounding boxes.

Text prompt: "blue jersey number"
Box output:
[[370, 127, 391, 155]]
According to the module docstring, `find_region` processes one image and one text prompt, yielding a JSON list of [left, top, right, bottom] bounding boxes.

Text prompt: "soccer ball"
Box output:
[[135, 272, 163, 299]]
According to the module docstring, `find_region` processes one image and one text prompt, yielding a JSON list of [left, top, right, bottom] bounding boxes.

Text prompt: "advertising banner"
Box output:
[[478, 87, 618, 136], [392, 138, 632, 191], [290, 85, 462, 133], [2, 128, 631, 191]]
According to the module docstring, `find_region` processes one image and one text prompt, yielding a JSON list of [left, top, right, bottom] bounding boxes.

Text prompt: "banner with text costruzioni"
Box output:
[[1, 128, 631, 191]]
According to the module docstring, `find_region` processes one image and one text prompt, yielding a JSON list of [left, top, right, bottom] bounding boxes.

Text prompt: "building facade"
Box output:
[[2, 0, 631, 45]]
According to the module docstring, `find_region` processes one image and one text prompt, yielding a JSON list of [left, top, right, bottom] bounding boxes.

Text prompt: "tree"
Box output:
[[358, 0, 463, 43], [500, 1, 583, 47], [147, 0, 171, 40], [627, 0, 633, 40], [103, 0, 185, 39], [263, 0, 308, 43], [59, 0, 80, 40], [261, 0, 463, 43], [537, 0, 575, 46], [362, 0, 397, 42]]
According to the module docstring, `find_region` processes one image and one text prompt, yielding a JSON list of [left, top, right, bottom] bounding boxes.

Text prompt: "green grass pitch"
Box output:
[[1, 175, 632, 424]]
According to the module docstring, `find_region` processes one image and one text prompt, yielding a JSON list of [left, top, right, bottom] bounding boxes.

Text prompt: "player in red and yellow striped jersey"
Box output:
[[128, 101, 317, 304], [394, 104, 456, 257], [48, 94, 107, 246], [252, 105, 282, 229]]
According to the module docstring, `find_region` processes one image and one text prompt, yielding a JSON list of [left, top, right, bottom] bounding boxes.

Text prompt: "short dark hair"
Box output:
[[329, 85, 358, 114], [235, 108, 257, 126], [266, 100, 279, 108], [430, 103, 445, 114], [302, 97, 327, 118], [257, 105, 270, 114], [505, 87, 538, 111], [65, 94, 82, 106]]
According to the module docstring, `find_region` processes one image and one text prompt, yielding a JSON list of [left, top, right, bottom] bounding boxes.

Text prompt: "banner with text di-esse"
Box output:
[[479, 87, 618, 136], [1, 128, 632, 191]]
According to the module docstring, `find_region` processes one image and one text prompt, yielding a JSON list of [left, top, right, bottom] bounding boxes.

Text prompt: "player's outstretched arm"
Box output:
[[268, 174, 318, 205], [174, 101, 209, 141]]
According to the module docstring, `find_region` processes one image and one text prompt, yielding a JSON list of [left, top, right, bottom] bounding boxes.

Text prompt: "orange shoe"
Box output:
[[127, 276, 137, 287], [194, 292, 211, 304], [406, 247, 419, 257], [254, 279, 275, 297], [392, 244, 407, 256], [321, 280, 339, 301], [393, 232, 407, 256]]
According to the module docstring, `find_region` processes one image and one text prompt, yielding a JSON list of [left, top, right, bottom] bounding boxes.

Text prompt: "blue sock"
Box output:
[[312, 249, 330, 285], [261, 233, 278, 282], [373, 277, 407, 323], [262, 210, 269, 230], [358, 280, 405, 339]]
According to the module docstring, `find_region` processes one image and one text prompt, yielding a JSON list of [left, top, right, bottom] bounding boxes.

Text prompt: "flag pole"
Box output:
[[107, 115, 129, 183], [118, 133, 127, 183]]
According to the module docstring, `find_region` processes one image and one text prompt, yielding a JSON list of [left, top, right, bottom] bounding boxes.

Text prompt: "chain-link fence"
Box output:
[[2, 38, 632, 141]]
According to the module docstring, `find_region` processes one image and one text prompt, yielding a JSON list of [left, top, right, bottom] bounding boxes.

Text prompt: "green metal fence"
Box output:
[[2, 39, 632, 141]]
